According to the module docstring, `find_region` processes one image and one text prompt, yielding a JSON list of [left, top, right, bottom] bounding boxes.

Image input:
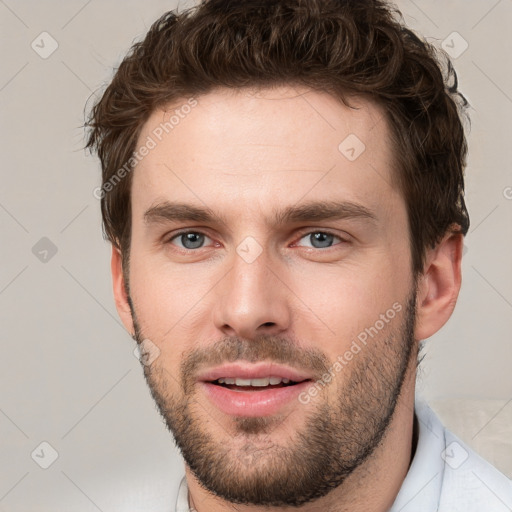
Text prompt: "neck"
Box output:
[[185, 371, 417, 512]]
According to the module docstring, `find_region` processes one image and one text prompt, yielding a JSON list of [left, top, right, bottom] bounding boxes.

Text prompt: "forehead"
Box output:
[[131, 86, 402, 224]]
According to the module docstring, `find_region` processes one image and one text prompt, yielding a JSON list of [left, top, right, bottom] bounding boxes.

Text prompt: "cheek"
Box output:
[[128, 249, 217, 342], [288, 259, 411, 353]]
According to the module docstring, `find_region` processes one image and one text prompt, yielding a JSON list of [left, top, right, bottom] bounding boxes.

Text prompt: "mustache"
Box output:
[[180, 335, 331, 389]]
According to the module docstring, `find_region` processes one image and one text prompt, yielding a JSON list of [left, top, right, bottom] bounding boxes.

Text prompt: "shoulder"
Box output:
[[439, 428, 512, 511], [390, 398, 512, 512]]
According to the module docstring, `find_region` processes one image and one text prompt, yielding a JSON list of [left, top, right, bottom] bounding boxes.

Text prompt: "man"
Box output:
[[86, 0, 512, 510]]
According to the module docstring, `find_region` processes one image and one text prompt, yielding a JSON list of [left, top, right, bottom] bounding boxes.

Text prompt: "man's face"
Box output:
[[124, 87, 418, 506]]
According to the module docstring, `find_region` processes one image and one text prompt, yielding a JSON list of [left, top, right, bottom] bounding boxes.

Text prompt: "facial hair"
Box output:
[[131, 289, 417, 507]]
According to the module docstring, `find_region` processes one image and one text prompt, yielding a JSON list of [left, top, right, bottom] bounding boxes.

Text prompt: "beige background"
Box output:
[[0, 1, 511, 510]]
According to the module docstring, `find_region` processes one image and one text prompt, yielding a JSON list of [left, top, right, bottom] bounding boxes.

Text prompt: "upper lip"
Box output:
[[196, 362, 314, 382]]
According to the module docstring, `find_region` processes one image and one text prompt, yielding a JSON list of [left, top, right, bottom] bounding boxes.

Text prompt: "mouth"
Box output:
[[197, 363, 315, 417], [209, 376, 310, 391]]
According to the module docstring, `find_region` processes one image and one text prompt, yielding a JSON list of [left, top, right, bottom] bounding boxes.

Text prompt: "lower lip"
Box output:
[[200, 381, 312, 417]]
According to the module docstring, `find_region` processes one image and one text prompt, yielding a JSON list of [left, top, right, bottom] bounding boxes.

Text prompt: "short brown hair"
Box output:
[[86, 0, 469, 275]]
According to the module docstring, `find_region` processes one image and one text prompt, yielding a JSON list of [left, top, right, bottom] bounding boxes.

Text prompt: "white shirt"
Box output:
[[174, 398, 512, 511]]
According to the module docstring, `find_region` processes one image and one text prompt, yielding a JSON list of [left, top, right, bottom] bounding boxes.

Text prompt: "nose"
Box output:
[[212, 248, 292, 340]]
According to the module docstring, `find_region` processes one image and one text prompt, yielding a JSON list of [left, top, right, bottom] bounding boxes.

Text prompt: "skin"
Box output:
[[111, 86, 463, 512]]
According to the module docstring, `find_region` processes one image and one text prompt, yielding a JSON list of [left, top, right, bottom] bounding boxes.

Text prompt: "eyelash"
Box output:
[[166, 229, 349, 251]]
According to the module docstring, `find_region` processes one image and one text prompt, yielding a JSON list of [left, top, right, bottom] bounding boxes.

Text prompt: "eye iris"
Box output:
[[181, 233, 204, 249], [310, 232, 334, 248]]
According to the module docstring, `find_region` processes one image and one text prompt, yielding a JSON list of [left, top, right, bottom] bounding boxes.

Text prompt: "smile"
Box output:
[[213, 376, 304, 390], [197, 363, 314, 417]]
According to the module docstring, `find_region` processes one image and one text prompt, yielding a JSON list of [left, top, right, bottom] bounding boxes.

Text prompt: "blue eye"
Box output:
[[167, 230, 345, 252], [297, 232, 342, 249], [171, 232, 211, 250]]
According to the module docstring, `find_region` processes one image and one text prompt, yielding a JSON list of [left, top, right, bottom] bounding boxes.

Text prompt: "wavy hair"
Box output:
[[86, 0, 469, 275]]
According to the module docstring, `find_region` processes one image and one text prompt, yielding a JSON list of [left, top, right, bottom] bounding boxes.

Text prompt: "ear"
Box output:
[[414, 232, 463, 341], [111, 245, 135, 334]]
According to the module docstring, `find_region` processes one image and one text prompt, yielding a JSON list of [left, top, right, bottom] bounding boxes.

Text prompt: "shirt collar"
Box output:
[[389, 396, 446, 511], [176, 475, 190, 512]]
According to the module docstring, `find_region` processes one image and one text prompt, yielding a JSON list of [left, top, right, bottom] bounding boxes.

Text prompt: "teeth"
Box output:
[[217, 378, 235, 385], [235, 378, 252, 386], [216, 376, 293, 386], [247, 377, 270, 387]]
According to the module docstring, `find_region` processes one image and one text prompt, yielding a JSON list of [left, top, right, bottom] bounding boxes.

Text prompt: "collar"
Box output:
[[389, 396, 446, 511]]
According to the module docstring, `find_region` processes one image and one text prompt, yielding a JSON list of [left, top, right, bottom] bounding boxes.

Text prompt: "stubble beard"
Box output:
[[131, 290, 418, 507]]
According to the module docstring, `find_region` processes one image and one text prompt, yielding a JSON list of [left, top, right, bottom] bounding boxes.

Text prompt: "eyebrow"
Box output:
[[273, 200, 377, 225], [143, 200, 377, 227], [144, 202, 227, 226]]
